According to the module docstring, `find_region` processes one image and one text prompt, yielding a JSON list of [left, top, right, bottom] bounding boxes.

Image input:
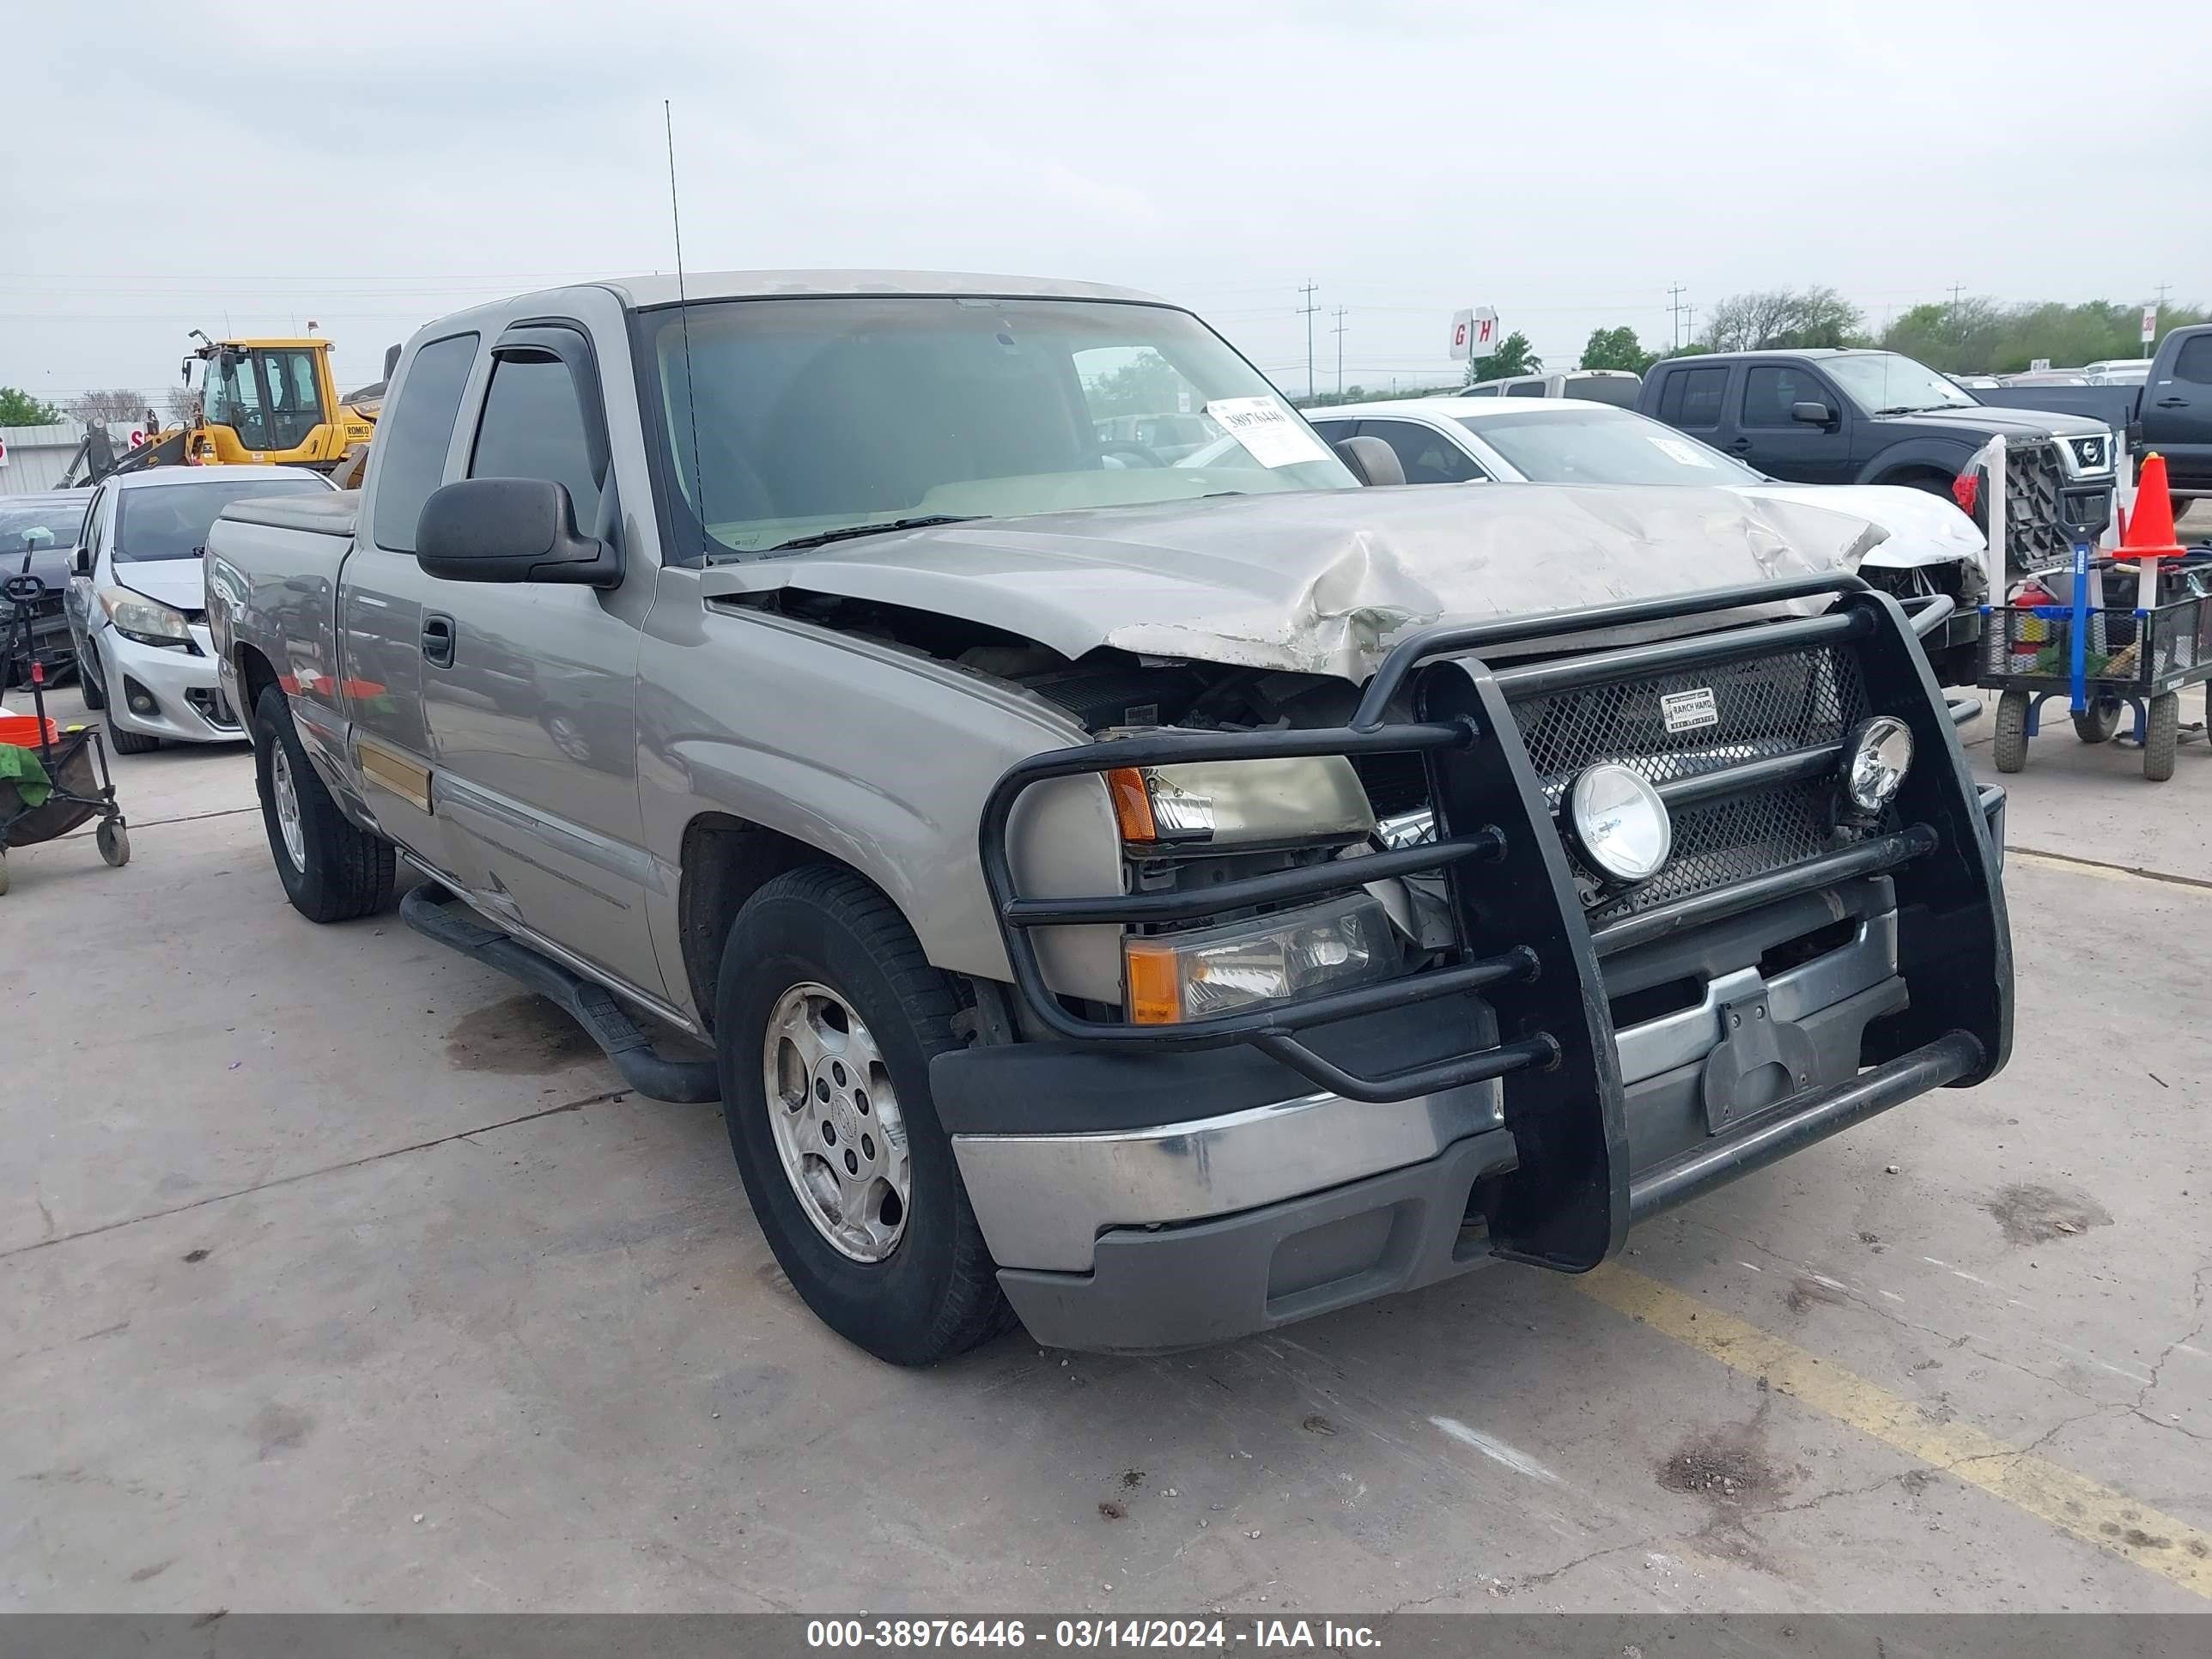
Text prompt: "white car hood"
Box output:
[[1735, 483, 1984, 571], [111, 559, 209, 612], [703, 483, 1889, 683]]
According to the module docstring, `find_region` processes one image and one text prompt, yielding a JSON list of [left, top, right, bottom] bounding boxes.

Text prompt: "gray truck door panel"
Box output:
[[342, 331, 478, 873], [418, 322, 664, 997]]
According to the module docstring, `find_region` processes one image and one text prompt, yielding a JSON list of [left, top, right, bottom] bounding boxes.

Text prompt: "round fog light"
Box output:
[[1569, 763, 1672, 884], [1844, 716, 1914, 812]]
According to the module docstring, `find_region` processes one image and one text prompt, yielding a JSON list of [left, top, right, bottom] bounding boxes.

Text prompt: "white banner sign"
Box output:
[[1449, 307, 1499, 362], [2142, 306, 2159, 344]]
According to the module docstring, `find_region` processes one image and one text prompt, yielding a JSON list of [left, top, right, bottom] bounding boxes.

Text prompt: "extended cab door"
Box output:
[[416, 315, 665, 1000], [2148, 330, 2212, 492], [1649, 360, 1735, 455], [1724, 359, 1856, 483], [339, 330, 478, 877]]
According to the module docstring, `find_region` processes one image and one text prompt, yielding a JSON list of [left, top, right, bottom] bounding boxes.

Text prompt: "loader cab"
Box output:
[[186, 338, 347, 464]]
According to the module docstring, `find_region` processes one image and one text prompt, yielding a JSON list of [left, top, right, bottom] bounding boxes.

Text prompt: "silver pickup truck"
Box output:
[[205, 270, 2012, 1364]]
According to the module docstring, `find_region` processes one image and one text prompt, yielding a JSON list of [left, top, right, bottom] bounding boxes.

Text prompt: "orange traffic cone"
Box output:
[[2124, 453, 2187, 605], [2126, 453, 2187, 560]]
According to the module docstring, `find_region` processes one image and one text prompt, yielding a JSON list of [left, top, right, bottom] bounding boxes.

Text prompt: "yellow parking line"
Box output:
[[1575, 1262, 2212, 1599], [2008, 848, 2212, 894]]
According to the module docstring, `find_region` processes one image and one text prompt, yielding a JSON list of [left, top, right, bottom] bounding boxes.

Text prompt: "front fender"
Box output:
[[1856, 437, 1976, 487]]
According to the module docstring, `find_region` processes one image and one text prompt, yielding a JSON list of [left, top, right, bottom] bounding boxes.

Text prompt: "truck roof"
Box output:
[[605, 270, 1170, 310]]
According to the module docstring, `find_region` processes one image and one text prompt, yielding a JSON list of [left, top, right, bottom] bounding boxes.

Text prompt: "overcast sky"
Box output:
[[6, 0, 2207, 404]]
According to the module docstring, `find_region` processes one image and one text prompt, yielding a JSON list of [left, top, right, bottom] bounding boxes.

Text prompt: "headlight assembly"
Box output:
[[1568, 763, 1672, 884], [99, 586, 193, 647], [1124, 893, 1396, 1024], [1107, 755, 1375, 848], [1843, 715, 1913, 812]]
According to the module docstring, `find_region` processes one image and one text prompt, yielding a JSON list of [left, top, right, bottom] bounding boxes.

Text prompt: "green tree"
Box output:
[[1879, 295, 2210, 374], [1081, 350, 1185, 418], [1580, 325, 1655, 374], [0, 387, 64, 426], [1464, 331, 1542, 385]]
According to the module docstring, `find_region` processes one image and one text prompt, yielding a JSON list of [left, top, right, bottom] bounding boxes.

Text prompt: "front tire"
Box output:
[[2072, 700, 2122, 744], [715, 865, 1011, 1365], [2144, 692, 2179, 782], [75, 633, 106, 710], [252, 684, 394, 921], [106, 720, 160, 755]]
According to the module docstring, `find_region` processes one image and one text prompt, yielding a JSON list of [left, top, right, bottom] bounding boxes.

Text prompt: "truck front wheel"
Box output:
[[715, 865, 1012, 1365], [252, 685, 395, 922]]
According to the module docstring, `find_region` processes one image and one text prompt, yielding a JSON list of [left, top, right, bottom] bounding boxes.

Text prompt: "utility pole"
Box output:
[[1297, 283, 1321, 399], [1668, 283, 1686, 351], [2148, 282, 2171, 358], [1683, 303, 1696, 345], [1331, 307, 1348, 396]]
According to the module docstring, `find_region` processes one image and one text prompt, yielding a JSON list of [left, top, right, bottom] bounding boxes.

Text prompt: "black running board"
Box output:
[[400, 884, 721, 1103]]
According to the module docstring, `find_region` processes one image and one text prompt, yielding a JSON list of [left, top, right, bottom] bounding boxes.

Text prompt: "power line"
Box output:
[[1296, 283, 1322, 400], [1331, 307, 1348, 396], [1668, 283, 1686, 351]]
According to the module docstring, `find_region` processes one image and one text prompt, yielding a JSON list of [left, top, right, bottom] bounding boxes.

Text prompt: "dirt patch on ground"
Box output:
[[445, 994, 600, 1075], [1784, 1277, 1845, 1315], [1658, 1434, 1789, 1506], [1985, 1182, 2112, 1246]]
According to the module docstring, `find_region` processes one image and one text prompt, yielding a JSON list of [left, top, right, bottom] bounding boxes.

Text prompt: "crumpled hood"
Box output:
[[702, 483, 1889, 683], [110, 559, 208, 614], [1735, 482, 1984, 570]]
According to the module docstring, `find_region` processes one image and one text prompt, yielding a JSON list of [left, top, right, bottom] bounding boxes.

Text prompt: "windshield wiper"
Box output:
[[1872, 404, 1950, 416], [760, 515, 981, 554]]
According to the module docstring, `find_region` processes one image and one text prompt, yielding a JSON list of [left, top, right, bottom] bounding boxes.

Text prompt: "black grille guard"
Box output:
[[978, 574, 2011, 1270]]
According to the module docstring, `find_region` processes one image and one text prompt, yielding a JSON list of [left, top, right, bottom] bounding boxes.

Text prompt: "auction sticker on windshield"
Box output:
[[1650, 435, 1716, 468], [1206, 397, 1332, 468]]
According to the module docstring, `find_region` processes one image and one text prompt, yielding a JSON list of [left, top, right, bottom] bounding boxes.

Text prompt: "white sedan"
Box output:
[[1299, 398, 1989, 679]]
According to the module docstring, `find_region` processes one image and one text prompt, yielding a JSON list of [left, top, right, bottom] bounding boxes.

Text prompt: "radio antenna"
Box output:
[[665, 100, 707, 561]]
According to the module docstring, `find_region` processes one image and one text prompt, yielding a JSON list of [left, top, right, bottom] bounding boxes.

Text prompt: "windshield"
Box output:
[[0, 500, 88, 559], [1459, 407, 1763, 485], [635, 296, 1356, 557], [1824, 353, 1978, 414], [115, 478, 327, 562]]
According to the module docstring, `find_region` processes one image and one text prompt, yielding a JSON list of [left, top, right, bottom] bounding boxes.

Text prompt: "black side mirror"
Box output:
[[1334, 435, 1407, 487], [416, 478, 619, 587], [1791, 400, 1833, 426], [71, 548, 90, 578]]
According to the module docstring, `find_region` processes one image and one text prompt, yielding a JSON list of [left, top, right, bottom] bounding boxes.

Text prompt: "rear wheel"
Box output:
[[1993, 690, 2031, 774], [715, 865, 1012, 1365], [252, 684, 394, 921], [2072, 700, 2122, 744], [2144, 692, 2179, 782]]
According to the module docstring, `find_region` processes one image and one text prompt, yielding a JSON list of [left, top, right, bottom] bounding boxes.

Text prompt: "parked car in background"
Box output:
[[1973, 326, 2212, 512], [204, 269, 2008, 1364], [0, 491, 92, 685], [64, 466, 331, 751], [1309, 398, 1989, 681], [1460, 369, 1643, 407], [1637, 348, 2118, 574]]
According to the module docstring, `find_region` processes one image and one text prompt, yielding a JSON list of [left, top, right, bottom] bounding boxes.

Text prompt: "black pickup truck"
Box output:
[[1972, 325, 2212, 512], [1638, 349, 2118, 573]]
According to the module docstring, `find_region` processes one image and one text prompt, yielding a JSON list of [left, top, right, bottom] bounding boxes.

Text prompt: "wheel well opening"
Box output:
[[678, 814, 815, 1032], [235, 643, 280, 714]]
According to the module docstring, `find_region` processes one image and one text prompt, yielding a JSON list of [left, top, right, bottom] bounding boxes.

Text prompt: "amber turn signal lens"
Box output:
[[1124, 940, 1181, 1024], [1106, 767, 1158, 843]]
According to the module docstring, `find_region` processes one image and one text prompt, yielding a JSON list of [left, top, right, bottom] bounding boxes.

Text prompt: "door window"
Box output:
[[370, 333, 478, 553], [260, 349, 323, 451], [468, 351, 602, 525], [1657, 365, 1729, 428], [1308, 419, 1354, 445], [1357, 419, 1486, 484], [1504, 380, 1549, 398], [204, 352, 270, 449], [1741, 364, 1821, 427], [2172, 336, 2212, 385]]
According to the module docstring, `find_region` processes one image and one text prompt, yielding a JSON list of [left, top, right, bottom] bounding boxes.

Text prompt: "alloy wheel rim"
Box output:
[[271, 745, 307, 872], [762, 981, 910, 1262]]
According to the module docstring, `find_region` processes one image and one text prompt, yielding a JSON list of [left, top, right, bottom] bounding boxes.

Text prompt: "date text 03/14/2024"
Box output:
[[805, 1620, 1383, 1650]]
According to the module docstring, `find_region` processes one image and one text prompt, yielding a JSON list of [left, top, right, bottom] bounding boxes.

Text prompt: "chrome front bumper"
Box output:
[[954, 906, 1903, 1276]]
